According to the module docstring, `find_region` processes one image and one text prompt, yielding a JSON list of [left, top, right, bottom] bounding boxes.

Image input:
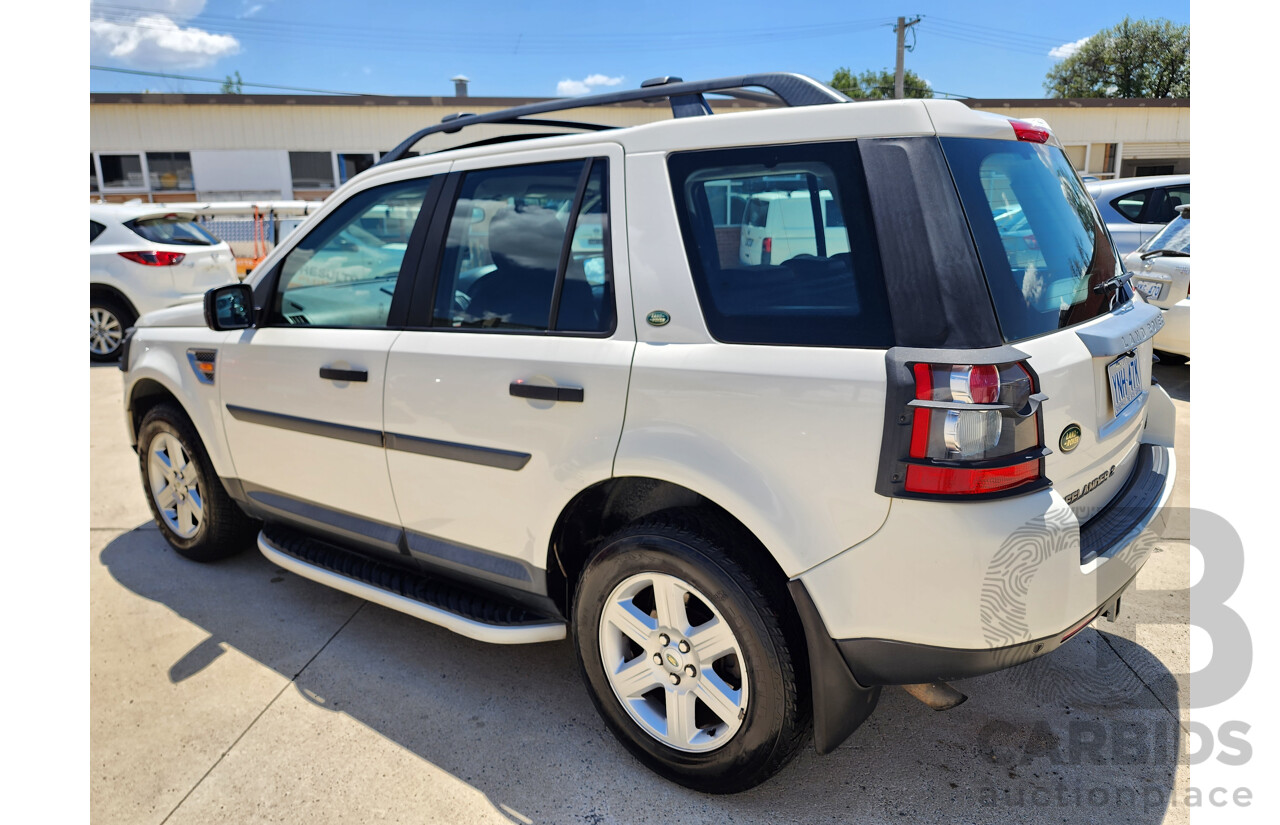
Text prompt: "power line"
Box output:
[[90, 5, 894, 54], [89, 65, 369, 95]]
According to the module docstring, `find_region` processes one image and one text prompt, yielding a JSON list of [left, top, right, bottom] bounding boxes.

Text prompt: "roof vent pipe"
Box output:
[[452, 75, 470, 98]]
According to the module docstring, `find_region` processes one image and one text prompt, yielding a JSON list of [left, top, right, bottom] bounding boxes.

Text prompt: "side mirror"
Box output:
[[204, 283, 255, 331]]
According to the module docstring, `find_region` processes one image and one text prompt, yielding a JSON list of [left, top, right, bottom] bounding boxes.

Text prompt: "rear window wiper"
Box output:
[[1092, 270, 1133, 295], [1140, 248, 1190, 260]]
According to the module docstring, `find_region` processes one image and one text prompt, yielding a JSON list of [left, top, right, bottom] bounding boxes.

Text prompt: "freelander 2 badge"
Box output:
[[1059, 423, 1082, 453]]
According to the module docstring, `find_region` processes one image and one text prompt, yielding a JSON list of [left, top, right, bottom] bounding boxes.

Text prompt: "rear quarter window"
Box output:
[[667, 141, 893, 348], [90, 220, 106, 243]]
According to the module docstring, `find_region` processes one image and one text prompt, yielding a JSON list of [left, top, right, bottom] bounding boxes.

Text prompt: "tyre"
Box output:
[[90, 297, 136, 363], [572, 511, 809, 793], [138, 404, 259, 562]]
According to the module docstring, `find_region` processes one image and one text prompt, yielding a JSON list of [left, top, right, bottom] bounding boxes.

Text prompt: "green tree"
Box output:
[[220, 71, 244, 94], [1045, 17, 1189, 98], [830, 67, 933, 99]]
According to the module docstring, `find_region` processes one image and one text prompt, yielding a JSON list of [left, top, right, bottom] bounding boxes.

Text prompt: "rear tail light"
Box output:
[[895, 360, 1049, 498], [762, 237, 772, 254], [119, 250, 185, 266]]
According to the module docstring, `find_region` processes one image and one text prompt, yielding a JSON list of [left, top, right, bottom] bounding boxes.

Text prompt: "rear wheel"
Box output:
[[572, 511, 809, 793], [138, 404, 258, 562], [90, 297, 135, 362]]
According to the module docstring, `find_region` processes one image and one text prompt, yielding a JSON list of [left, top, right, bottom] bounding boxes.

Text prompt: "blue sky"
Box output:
[[89, 1, 1189, 100]]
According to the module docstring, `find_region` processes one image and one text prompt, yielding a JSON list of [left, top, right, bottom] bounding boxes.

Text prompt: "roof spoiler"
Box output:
[[376, 72, 849, 165]]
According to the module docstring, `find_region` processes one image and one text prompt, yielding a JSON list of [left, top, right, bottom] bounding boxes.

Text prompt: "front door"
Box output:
[[220, 171, 443, 554]]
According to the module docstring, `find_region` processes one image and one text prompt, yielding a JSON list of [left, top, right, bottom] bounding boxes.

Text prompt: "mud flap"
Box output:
[[787, 579, 881, 754]]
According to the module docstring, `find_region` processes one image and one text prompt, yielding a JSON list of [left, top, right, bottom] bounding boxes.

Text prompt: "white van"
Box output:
[[738, 189, 851, 265]]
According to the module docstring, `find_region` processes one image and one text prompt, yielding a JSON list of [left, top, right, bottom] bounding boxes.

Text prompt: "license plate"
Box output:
[[1106, 353, 1143, 417], [1133, 280, 1164, 300]]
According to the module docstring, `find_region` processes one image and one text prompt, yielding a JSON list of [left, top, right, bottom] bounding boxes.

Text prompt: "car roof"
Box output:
[[1084, 174, 1190, 196]]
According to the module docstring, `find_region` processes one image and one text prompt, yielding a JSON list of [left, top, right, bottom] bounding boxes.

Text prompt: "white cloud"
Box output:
[[241, 4, 265, 18], [1049, 37, 1090, 60], [556, 74, 624, 97], [90, 2, 240, 69]]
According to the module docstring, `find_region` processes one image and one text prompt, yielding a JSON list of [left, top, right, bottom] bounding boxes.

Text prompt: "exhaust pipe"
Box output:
[[901, 681, 967, 711]]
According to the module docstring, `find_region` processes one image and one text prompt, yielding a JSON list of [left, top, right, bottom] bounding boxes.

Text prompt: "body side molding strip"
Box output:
[[226, 404, 384, 447], [384, 431, 531, 470]]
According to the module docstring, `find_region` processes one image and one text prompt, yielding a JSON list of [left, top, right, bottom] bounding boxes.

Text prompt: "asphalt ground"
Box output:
[[90, 360, 1192, 824]]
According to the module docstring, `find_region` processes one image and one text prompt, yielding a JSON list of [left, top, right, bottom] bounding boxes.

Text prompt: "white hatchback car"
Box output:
[[118, 74, 1177, 793], [1125, 205, 1190, 361], [90, 204, 238, 361]]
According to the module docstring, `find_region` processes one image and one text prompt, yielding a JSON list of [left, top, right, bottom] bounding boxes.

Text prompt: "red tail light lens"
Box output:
[[119, 250, 186, 266], [1009, 118, 1050, 144], [762, 237, 772, 254], [905, 460, 1040, 495]]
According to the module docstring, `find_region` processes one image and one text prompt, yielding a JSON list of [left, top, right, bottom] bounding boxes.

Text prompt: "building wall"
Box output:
[[90, 94, 1189, 201]]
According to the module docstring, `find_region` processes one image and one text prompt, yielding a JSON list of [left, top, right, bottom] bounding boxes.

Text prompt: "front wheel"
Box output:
[[138, 404, 258, 562], [572, 512, 809, 793]]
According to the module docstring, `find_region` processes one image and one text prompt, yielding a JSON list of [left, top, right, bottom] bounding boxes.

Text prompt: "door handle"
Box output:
[[320, 367, 368, 382], [509, 381, 583, 402]]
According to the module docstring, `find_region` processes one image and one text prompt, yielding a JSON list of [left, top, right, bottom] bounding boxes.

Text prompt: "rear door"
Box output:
[[219, 169, 444, 553], [383, 144, 634, 591]]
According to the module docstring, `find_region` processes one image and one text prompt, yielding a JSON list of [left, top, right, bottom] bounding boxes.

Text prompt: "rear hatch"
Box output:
[[938, 134, 1156, 521], [125, 212, 238, 293]]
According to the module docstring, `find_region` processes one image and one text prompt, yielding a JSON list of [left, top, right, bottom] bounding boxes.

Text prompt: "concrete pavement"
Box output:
[[90, 361, 1192, 824]]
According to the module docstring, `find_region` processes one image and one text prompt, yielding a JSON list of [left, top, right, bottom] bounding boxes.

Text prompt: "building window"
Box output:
[[147, 152, 195, 191], [100, 153, 145, 189], [289, 151, 333, 190], [338, 153, 376, 184]]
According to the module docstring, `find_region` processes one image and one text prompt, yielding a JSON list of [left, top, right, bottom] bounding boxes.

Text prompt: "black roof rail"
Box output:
[[376, 72, 848, 165]]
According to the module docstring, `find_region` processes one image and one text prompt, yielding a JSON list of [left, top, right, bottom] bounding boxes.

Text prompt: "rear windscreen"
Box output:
[[126, 217, 219, 246], [941, 138, 1123, 343], [668, 141, 893, 348]]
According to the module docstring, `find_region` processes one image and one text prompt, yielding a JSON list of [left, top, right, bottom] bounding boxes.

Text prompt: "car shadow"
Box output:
[[1153, 361, 1189, 402], [99, 526, 1183, 824]]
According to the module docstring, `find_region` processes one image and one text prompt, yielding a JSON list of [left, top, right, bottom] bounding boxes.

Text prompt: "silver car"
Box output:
[[1085, 174, 1190, 256]]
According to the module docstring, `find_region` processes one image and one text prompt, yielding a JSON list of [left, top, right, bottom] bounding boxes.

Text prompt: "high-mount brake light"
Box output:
[[897, 360, 1046, 497], [119, 250, 186, 266], [1009, 118, 1050, 144]]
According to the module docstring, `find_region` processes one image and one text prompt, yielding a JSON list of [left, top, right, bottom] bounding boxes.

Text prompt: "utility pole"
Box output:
[[894, 15, 923, 99]]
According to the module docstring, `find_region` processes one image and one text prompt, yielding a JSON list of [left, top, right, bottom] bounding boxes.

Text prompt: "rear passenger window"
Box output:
[[430, 159, 613, 334], [668, 142, 893, 347], [1111, 189, 1151, 221]]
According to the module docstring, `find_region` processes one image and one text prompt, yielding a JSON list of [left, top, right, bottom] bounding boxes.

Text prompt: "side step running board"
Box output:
[[258, 526, 566, 645]]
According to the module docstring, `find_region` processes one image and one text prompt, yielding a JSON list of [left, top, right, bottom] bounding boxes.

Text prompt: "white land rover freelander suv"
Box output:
[[118, 74, 1177, 794]]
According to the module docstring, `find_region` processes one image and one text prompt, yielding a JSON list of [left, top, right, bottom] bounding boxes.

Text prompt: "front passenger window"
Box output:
[[272, 176, 432, 327]]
